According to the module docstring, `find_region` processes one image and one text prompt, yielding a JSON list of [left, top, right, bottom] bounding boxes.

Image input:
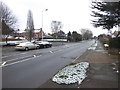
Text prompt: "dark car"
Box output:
[[33, 41, 52, 48]]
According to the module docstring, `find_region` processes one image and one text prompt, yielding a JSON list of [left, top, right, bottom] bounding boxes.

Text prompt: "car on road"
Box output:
[[15, 42, 40, 51], [7, 41, 24, 46], [33, 41, 52, 48]]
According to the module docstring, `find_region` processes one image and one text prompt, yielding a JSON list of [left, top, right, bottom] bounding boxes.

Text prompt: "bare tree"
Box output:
[[80, 29, 93, 40], [51, 21, 63, 34], [0, 1, 17, 43], [26, 10, 34, 42], [0, 1, 17, 30]]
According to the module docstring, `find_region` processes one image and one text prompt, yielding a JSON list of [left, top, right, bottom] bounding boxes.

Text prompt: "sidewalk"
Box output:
[[39, 41, 118, 88]]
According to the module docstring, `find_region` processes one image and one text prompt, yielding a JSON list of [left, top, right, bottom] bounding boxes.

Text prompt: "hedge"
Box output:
[[109, 37, 120, 49]]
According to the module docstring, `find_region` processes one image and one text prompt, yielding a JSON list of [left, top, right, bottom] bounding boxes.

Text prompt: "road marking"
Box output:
[[2, 57, 35, 67], [50, 51, 53, 53], [3, 55, 34, 62], [0, 62, 6, 67], [21, 52, 27, 54], [2, 54, 43, 67], [2, 62, 6, 66], [2, 52, 28, 58], [112, 67, 116, 70], [2, 54, 20, 58], [33, 55, 36, 57], [2, 56, 31, 65], [71, 56, 80, 63], [49, 49, 63, 54], [116, 70, 119, 73], [4, 57, 22, 62]]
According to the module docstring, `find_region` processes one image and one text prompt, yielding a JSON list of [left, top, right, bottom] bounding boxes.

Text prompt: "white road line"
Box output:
[[50, 51, 53, 53], [71, 56, 80, 63], [2, 57, 34, 67], [2, 62, 6, 66], [33, 55, 36, 57], [4, 51, 49, 62], [3, 55, 34, 62], [2, 54, 42, 67], [49, 49, 63, 54], [4, 55, 33, 62], [2, 54, 20, 58], [2, 52, 28, 58], [21, 52, 27, 54], [4, 57, 22, 62]]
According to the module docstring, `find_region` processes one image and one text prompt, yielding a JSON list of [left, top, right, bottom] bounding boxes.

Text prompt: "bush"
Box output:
[[109, 37, 120, 49]]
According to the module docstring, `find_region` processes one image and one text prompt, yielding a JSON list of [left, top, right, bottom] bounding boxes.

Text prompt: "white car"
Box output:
[[15, 42, 40, 51], [104, 44, 109, 48], [7, 41, 24, 45], [34, 41, 52, 48]]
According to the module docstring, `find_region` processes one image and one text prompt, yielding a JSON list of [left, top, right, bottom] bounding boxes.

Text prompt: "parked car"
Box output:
[[7, 41, 24, 46], [33, 41, 52, 48], [15, 42, 40, 51]]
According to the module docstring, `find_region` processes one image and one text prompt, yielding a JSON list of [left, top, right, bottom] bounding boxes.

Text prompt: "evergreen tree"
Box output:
[[67, 31, 72, 42], [26, 10, 34, 42], [91, 2, 120, 30]]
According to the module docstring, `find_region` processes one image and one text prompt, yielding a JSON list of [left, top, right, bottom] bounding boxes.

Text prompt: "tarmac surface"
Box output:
[[39, 41, 118, 88]]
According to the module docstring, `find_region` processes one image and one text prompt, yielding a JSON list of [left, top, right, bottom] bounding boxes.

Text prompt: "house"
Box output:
[[13, 29, 46, 40], [98, 34, 111, 44]]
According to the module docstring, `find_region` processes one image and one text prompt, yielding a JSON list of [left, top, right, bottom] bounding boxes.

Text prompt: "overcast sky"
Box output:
[[2, 0, 117, 36]]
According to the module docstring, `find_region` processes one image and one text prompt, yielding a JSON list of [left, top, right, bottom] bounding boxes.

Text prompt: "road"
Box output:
[[2, 40, 95, 88]]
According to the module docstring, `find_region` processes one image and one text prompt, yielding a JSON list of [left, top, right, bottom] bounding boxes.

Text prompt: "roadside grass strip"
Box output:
[[52, 62, 89, 85]]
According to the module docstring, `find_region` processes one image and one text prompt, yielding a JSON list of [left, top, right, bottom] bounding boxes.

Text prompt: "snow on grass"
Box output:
[[87, 43, 97, 50], [52, 62, 89, 85], [88, 47, 96, 50], [93, 43, 97, 47]]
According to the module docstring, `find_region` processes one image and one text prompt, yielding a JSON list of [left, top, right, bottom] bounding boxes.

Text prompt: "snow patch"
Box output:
[[52, 62, 89, 84], [87, 42, 97, 50], [93, 43, 97, 47], [88, 47, 96, 50]]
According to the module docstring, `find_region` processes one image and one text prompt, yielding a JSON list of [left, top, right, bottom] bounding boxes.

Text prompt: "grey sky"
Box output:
[[2, 0, 117, 36]]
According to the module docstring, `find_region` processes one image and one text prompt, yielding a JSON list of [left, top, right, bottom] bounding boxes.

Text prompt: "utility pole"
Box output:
[[41, 9, 48, 41]]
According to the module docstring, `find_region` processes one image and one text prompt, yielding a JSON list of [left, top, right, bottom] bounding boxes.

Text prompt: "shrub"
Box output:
[[109, 37, 120, 49]]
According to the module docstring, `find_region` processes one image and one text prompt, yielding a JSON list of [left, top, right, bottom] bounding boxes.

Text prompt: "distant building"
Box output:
[[12, 29, 48, 40], [98, 34, 111, 44]]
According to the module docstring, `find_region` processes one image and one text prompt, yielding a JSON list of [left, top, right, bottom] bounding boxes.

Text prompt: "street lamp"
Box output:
[[41, 9, 48, 41]]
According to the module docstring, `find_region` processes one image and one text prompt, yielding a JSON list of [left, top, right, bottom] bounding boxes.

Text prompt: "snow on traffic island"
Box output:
[[52, 62, 89, 85]]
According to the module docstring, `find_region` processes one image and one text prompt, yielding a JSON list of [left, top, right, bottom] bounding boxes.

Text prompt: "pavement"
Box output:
[[39, 41, 119, 88]]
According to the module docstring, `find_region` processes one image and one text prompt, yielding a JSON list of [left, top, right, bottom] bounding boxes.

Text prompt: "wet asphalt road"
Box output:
[[2, 40, 95, 88]]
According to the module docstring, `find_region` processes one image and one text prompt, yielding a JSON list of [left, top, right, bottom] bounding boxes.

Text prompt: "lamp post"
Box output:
[[41, 9, 48, 41]]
